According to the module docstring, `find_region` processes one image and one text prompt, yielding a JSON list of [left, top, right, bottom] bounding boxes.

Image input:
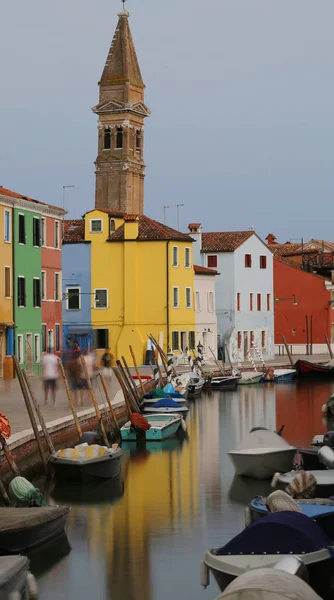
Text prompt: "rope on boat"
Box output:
[[153, 364, 160, 388], [167, 353, 173, 383], [196, 344, 203, 372], [247, 349, 258, 372], [251, 342, 267, 369], [185, 346, 196, 374]]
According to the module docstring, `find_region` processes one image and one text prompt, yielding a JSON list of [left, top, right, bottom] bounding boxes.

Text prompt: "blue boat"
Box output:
[[142, 398, 189, 417], [247, 495, 334, 538], [273, 369, 297, 382]]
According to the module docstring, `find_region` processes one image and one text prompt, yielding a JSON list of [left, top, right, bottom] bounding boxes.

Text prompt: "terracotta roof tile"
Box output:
[[194, 265, 218, 275], [202, 231, 254, 253], [0, 185, 64, 212], [108, 215, 193, 242], [63, 220, 85, 242]]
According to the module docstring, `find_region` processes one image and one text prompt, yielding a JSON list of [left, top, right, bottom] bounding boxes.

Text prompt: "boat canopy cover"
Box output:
[[235, 430, 293, 451], [216, 511, 332, 555], [217, 567, 322, 600], [163, 383, 175, 394], [144, 390, 184, 400], [0, 506, 69, 532], [153, 399, 181, 408]]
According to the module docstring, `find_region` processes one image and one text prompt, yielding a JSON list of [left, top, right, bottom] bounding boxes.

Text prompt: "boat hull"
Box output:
[[210, 376, 239, 390], [203, 550, 334, 598], [275, 470, 334, 497], [141, 397, 187, 407], [273, 369, 297, 382], [299, 448, 327, 471], [0, 507, 70, 554], [295, 359, 334, 378], [50, 449, 123, 481], [121, 415, 181, 441], [142, 406, 188, 417], [238, 374, 263, 385], [228, 448, 296, 479]]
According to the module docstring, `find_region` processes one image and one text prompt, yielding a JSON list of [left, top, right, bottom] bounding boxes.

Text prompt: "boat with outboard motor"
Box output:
[[50, 443, 123, 481], [299, 431, 334, 471], [228, 428, 296, 479], [121, 413, 182, 442], [201, 511, 334, 598], [272, 444, 334, 497]]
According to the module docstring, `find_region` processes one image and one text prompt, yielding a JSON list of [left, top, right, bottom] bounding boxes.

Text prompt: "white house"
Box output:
[[194, 265, 218, 357], [189, 224, 274, 362]]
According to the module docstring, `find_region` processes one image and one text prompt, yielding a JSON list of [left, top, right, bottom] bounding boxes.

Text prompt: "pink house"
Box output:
[[41, 213, 63, 355]]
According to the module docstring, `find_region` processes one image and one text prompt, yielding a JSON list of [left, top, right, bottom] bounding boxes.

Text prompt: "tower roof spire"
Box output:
[[99, 3, 144, 88]]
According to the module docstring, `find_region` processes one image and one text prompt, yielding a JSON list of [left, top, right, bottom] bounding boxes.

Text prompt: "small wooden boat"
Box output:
[[121, 413, 182, 441], [50, 444, 123, 481], [142, 398, 189, 417], [238, 372, 263, 385], [201, 511, 334, 598], [0, 555, 37, 598], [295, 359, 334, 378], [141, 394, 187, 408], [247, 496, 334, 538], [228, 429, 296, 479], [0, 506, 70, 554], [210, 375, 239, 390], [273, 368, 297, 382]]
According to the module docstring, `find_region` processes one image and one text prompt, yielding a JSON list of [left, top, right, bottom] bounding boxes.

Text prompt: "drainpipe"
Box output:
[[310, 315, 313, 356], [166, 241, 170, 350], [305, 315, 309, 355]]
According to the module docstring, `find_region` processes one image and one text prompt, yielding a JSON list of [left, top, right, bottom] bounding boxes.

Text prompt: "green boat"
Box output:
[[120, 414, 182, 442]]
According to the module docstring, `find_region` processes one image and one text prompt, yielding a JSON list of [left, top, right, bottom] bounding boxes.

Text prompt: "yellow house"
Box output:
[[0, 201, 14, 378], [84, 209, 196, 365]]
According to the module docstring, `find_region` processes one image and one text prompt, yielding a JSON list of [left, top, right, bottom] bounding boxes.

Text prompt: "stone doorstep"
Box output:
[[5, 390, 126, 453]]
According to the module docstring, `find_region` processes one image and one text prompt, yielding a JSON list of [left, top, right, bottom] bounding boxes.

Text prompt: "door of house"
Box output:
[[180, 331, 187, 352], [243, 331, 248, 360], [26, 333, 33, 373], [48, 330, 54, 353]]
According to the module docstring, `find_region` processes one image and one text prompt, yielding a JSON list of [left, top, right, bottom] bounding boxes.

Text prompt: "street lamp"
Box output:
[[274, 296, 298, 306]]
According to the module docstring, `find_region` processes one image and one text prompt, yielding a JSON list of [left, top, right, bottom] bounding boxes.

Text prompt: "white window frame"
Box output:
[[172, 246, 179, 267], [185, 287, 192, 308], [55, 323, 60, 352], [55, 272, 61, 301], [17, 276, 26, 307], [41, 271, 46, 300], [34, 334, 40, 363], [41, 217, 46, 246], [4, 266, 11, 299], [195, 291, 201, 312], [94, 288, 108, 309], [90, 219, 103, 233], [173, 286, 179, 308], [66, 286, 81, 310], [54, 220, 60, 249], [17, 334, 24, 364], [184, 247, 191, 268], [4, 210, 11, 243]]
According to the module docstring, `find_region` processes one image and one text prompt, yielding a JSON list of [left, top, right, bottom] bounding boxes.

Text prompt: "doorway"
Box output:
[[26, 333, 32, 373], [243, 331, 248, 360], [48, 330, 54, 352], [180, 331, 187, 352]]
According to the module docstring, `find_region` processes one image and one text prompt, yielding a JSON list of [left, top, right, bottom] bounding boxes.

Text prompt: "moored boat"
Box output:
[[210, 375, 239, 390], [0, 506, 70, 554], [142, 398, 189, 417], [228, 429, 296, 479], [0, 555, 37, 598], [201, 511, 334, 598], [121, 413, 182, 442], [50, 444, 123, 481], [295, 359, 334, 378], [273, 368, 297, 382], [175, 372, 204, 396], [238, 372, 263, 385]]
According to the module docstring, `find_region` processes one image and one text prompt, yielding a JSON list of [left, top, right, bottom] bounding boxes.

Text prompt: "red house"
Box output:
[[274, 257, 332, 355], [41, 214, 62, 355]]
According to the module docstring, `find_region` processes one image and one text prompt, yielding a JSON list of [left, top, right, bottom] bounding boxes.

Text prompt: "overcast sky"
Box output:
[[1, 0, 333, 241]]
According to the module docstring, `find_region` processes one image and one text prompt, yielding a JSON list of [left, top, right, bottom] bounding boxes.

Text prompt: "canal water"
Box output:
[[36, 380, 334, 600]]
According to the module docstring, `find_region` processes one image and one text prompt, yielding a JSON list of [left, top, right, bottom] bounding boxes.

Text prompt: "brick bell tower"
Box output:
[[92, 7, 150, 214]]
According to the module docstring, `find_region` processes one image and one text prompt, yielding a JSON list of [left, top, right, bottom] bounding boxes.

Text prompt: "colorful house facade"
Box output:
[[62, 220, 93, 354], [193, 265, 218, 357], [0, 199, 14, 379], [0, 187, 64, 376]]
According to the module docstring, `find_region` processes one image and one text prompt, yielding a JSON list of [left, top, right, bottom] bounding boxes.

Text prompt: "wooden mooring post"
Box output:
[[98, 373, 120, 433], [117, 360, 140, 412], [113, 367, 133, 417], [80, 356, 109, 447], [129, 345, 145, 396], [58, 358, 82, 442], [22, 370, 55, 455], [13, 356, 47, 471], [325, 335, 334, 359], [282, 335, 294, 368]]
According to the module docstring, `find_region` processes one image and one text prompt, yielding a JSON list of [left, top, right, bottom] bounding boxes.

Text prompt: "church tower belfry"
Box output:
[[92, 8, 150, 214]]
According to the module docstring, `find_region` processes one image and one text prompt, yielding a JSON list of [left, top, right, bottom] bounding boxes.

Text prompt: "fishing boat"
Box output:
[[247, 496, 334, 538], [0, 506, 70, 554], [295, 359, 334, 378], [228, 429, 296, 480], [273, 445, 334, 497], [299, 432, 334, 471], [175, 372, 204, 396], [0, 555, 37, 598], [210, 375, 239, 390], [50, 444, 123, 481], [141, 392, 187, 408], [142, 398, 189, 417], [200, 511, 334, 598], [238, 372, 263, 385], [273, 368, 297, 382], [121, 413, 182, 442]]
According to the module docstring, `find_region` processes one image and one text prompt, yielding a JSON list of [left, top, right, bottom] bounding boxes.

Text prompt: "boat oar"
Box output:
[[113, 367, 133, 417], [117, 361, 140, 412], [209, 346, 224, 375], [0, 435, 20, 478], [129, 345, 145, 396], [121, 356, 141, 403], [97, 372, 120, 433], [22, 370, 55, 455], [58, 358, 82, 443]]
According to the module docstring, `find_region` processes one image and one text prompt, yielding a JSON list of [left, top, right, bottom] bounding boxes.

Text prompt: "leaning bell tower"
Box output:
[[92, 7, 150, 214]]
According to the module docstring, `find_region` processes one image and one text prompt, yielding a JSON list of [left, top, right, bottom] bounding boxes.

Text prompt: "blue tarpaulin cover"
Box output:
[[153, 399, 182, 408], [216, 511, 332, 555], [144, 392, 185, 400]]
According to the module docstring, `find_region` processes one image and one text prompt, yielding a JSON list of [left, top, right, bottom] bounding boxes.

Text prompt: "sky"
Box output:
[[1, 0, 333, 242]]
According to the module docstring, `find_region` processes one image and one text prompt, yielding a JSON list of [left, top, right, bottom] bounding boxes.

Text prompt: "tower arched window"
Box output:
[[136, 130, 141, 151], [104, 128, 111, 150], [116, 127, 123, 149]]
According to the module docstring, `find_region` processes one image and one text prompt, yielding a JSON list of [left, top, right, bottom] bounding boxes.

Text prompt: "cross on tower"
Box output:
[[121, 0, 127, 10]]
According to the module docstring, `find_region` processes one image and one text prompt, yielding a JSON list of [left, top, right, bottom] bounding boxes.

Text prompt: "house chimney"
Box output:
[[188, 223, 202, 234], [124, 214, 139, 240], [266, 233, 277, 245]]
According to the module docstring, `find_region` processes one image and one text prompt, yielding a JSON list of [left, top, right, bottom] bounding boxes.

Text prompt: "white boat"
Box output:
[[238, 372, 263, 385], [175, 372, 204, 396], [228, 429, 296, 479]]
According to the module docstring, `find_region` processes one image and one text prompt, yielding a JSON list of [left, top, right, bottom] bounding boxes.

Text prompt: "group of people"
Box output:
[[42, 344, 113, 406]]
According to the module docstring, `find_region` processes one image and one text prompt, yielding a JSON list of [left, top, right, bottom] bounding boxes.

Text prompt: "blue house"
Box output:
[[62, 221, 93, 355]]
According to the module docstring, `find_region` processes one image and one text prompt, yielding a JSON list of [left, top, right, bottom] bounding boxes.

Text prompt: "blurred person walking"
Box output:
[[42, 349, 59, 406]]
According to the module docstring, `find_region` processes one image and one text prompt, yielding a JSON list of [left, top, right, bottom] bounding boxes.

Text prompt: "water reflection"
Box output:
[[35, 381, 334, 599]]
